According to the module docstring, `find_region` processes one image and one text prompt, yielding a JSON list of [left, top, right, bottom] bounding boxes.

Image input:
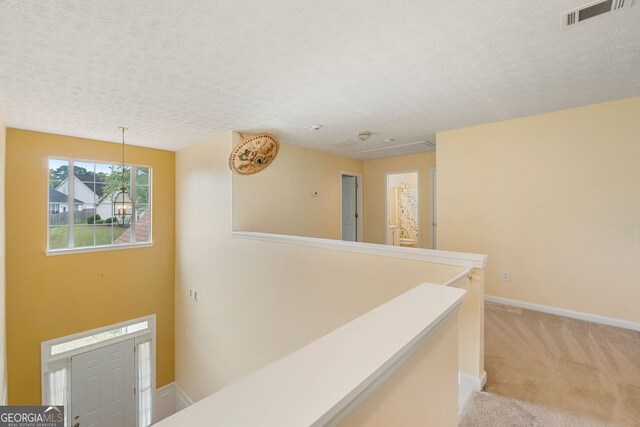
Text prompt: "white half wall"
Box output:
[[175, 131, 485, 402]]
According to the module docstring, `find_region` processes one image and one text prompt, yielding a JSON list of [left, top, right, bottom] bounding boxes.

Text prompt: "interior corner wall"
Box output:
[[232, 142, 362, 239], [362, 151, 436, 248], [0, 111, 6, 404], [436, 96, 640, 323], [5, 129, 176, 404], [175, 131, 462, 402]]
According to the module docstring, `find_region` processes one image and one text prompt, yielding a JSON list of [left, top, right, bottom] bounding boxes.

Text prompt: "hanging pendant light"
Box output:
[[114, 127, 133, 227]]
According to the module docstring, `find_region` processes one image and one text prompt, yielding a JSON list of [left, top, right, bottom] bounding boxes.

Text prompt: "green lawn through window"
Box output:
[[49, 225, 126, 249]]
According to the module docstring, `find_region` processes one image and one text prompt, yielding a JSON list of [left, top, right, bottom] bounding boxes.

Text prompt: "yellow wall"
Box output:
[[5, 129, 175, 404], [0, 112, 6, 404], [233, 142, 362, 239], [176, 132, 468, 401], [362, 151, 436, 248], [437, 97, 640, 322]]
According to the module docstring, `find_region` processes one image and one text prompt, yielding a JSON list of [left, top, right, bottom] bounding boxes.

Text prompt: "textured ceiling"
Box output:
[[0, 0, 639, 159]]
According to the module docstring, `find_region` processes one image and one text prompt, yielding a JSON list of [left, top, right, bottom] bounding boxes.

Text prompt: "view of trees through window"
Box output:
[[48, 158, 151, 250]]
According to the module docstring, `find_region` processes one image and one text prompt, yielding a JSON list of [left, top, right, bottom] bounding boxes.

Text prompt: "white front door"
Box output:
[[71, 339, 135, 427], [341, 175, 357, 241]]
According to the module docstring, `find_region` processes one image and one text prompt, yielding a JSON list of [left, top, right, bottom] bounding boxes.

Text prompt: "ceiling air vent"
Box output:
[[564, 0, 632, 27]]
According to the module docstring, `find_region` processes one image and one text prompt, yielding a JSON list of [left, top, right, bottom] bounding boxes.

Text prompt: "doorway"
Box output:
[[430, 167, 437, 249], [71, 339, 135, 427], [386, 171, 419, 247], [340, 172, 362, 242], [41, 315, 156, 427]]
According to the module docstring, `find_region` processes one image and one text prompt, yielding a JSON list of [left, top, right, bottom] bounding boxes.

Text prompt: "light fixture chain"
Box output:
[[121, 127, 126, 189]]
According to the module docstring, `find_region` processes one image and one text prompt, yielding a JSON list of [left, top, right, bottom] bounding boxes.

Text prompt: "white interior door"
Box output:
[[71, 339, 135, 427], [431, 167, 437, 249], [341, 175, 357, 241]]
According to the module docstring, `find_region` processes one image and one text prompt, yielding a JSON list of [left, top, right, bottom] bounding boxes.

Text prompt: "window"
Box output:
[[48, 158, 151, 251], [50, 320, 149, 355]]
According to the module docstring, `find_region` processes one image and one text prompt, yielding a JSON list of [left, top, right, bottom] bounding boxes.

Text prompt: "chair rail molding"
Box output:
[[232, 231, 487, 268]]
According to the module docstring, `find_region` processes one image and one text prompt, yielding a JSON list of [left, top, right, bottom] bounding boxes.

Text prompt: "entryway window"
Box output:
[[42, 315, 156, 427], [47, 158, 152, 252]]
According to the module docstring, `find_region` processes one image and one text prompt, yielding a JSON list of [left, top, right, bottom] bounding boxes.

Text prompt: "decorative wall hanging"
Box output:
[[229, 133, 280, 175]]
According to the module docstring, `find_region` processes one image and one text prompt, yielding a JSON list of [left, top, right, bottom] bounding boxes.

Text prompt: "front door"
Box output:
[[71, 339, 135, 427]]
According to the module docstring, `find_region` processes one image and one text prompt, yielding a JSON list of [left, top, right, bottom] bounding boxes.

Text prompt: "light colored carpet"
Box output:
[[459, 391, 605, 426], [459, 302, 640, 426]]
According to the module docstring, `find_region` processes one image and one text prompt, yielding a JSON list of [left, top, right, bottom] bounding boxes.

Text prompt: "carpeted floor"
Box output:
[[459, 302, 640, 426]]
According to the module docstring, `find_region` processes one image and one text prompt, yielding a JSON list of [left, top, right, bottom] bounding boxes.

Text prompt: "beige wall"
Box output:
[[176, 132, 469, 401], [339, 315, 458, 427], [233, 142, 362, 239], [437, 97, 640, 323], [6, 129, 175, 404], [363, 152, 436, 248], [0, 111, 6, 404]]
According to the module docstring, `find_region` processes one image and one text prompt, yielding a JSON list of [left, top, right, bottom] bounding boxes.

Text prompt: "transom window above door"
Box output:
[[47, 158, 152, 253]]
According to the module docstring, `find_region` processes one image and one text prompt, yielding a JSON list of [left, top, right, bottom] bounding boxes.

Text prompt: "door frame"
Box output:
[[339, 171, 363, 242], [41, 315, 156, 426], [430, 167, 437, 249], [385, 169, 420, 245]]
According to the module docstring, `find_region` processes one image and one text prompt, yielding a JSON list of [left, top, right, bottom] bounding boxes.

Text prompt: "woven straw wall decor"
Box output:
[[229, 133, 280, 175]]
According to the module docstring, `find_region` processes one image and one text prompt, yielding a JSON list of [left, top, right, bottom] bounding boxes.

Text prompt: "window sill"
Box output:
[[44, 242, 154, 256]]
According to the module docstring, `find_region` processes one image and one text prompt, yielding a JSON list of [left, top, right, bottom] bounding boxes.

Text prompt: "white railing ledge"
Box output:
[[232, 231, 487, 268], [155, 283, 466, 427]]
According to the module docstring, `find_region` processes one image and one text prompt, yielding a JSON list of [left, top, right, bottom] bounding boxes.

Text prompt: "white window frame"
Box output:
[[41, 315, 157, 427], [45, 157, 153, 256]]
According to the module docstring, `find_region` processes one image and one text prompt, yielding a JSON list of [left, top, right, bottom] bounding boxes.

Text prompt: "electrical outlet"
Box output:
[[502, 271, 510, 281], [189, 288, 198, 302]]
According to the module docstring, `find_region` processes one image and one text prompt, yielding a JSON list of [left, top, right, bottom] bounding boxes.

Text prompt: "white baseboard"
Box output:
[[458, 370, 486, 411], [154, 382, 194, 423], [459, 370, 487, 391], [155, 383, 176, 422], [174, 382, 194, 411], [485, 295, 640, 332]]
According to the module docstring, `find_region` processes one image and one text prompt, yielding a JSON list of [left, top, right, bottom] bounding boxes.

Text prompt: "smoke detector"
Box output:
[[358, 131, 372, 141], [309, 124, 322, 131], [564, 0, 632, 27]]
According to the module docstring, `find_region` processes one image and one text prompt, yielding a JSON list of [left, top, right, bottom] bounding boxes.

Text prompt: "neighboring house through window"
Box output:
[[48, 158, 152, 251]]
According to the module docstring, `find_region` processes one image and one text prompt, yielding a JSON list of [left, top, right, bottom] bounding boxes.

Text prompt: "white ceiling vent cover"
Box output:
[[564, 0, 632, 26]]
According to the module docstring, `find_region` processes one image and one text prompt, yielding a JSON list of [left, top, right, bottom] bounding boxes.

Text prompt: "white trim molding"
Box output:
[[175, 382, 194, 411], [155, 382, 193, 422], [232, 231, 487, 268], [45, 242, 154, 256], [459, 370, 487, 391], [485, 295, 640, 332], [458, 370, 487, 411]]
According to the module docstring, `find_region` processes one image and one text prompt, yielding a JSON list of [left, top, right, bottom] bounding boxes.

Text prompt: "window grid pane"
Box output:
[[47, 158, 151, 251]]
